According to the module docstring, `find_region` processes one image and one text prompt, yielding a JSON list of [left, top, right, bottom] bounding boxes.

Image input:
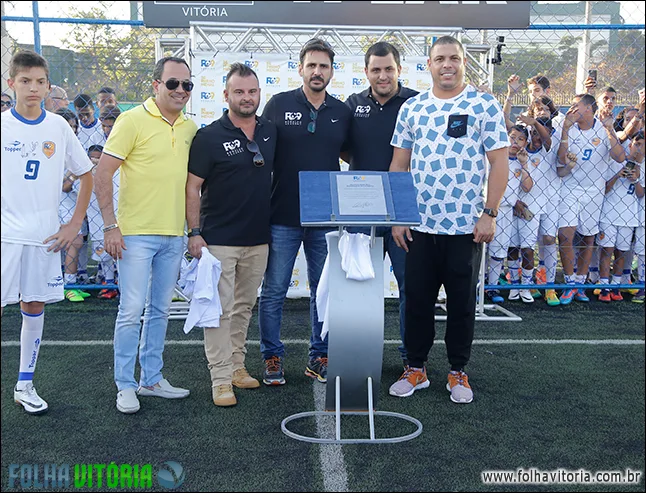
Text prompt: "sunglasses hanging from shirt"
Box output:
[[246, 141, 265, 167]]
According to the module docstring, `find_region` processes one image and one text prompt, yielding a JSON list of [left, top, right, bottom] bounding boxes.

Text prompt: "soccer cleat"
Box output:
[[574, 289, 590, 302], [508, 289, 521, 301], [232, 368, 260, 389], [519, 289, 535, 303], [545, 289, 560, 306], [598, 289, 611, 303], [620, 280, 639, 295], [485, 289, 504, 304], [560, 288, 576, 305], [632, 289, 645, 303], [98, 288, 119, 299], [116, 388, 140, 414], [389, 366, 429, 398], [263, 356, 285, 386], [446, 371, 473, 404], [14, 383, 48, 415], [212, 384, 237, 407], [137, 378, 189, 399], [305, 356, 328, 383], [65, 289, 85, 302], [610, 289, 624, 302], [593, 286, 602, 296], [530, 289, 542, 299]]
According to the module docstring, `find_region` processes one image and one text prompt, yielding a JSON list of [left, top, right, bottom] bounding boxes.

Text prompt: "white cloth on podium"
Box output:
[[318, 231, 375, 340], [183, 247, 223, 334]]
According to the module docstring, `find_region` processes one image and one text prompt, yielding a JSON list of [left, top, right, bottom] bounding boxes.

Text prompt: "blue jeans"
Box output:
[[259, 225, 331, 360], [114, 235, 184, 391], [348, 226, 407, 359]]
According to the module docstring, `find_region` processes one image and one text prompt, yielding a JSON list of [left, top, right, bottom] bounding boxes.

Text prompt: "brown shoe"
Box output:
[[232, 367, 260, 389], [212, 384, 237, 407]]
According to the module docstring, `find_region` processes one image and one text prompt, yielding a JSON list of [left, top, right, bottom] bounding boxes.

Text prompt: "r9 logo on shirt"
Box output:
[[284, 112, 302, 121], [222, 140, 241, 151]]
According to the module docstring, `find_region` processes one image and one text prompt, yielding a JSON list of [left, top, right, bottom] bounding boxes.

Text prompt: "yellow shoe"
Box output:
[[545, 289, 560, 306]]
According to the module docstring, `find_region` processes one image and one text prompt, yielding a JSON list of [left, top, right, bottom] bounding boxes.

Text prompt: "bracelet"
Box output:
[[102, 223, 119, 233]]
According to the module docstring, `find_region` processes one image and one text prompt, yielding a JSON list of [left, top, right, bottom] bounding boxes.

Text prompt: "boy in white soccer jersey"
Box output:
[[486, 126, 533, 302], [557, 94, 625, 305], [633, 131, 646, 303], [597, 131, 644, 302], [1, 51, 94, 414]]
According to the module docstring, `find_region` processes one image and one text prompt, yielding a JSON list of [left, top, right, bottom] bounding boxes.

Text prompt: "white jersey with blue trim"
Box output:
[[77, 118, 106, 151], [1, 108, 93, 246]]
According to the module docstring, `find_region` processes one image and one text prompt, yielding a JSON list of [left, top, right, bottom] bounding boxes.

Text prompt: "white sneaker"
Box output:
[[116, 388, 140, 414], [520, 289, 535, 303], [508, 289, 520, 301], [137, 378, 190, 399], [14, 383, 48, 415]]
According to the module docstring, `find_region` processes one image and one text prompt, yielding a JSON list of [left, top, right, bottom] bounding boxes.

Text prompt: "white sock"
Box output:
[[576, 274, 586, 285], [64, 273, 77, 284], [17, 311, 44, 390], [488, 257, 503, 286], [544, 244, 558, 284], [565, 274, 576, 285], [599, 277, 609, 285], [538, 242, 546, 267], [612, 275, 622, 286], [509, 259, 521, 283], [101, 258, 115, 283], [522, 268, 533, 287], [622, 267, 632, 284], [639, 255, 645, 283]]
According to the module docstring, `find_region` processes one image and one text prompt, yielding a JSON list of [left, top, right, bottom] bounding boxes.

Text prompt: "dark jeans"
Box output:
[[404, 231, 482, 370]]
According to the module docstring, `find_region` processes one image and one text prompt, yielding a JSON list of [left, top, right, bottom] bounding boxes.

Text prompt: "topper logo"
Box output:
[[352, 78, 367, 86], [223, 139, 241, 151], [201, 92, 216, 100], [333, 62, 345, 70], [200, 59, 216, 68], [266, 77, 281, 85], [285, 112, 302, 121], [245, 60, 259, 69], [287, 61, 298, 70], [355, 105, 371, 114]]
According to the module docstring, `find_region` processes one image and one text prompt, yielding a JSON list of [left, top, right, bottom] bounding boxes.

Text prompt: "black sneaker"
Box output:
[[263, 356, 285, 386], [305, 356, 328, 383]]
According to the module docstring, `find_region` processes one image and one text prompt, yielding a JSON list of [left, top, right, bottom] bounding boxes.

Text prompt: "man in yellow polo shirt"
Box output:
[[95, 56, 198, 414]]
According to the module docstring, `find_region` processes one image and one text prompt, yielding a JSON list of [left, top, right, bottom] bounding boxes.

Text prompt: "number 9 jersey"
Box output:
[[1, 109, 94, 246]]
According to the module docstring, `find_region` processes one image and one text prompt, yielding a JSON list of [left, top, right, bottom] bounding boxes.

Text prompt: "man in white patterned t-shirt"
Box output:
[[387, 36, 509, 404]]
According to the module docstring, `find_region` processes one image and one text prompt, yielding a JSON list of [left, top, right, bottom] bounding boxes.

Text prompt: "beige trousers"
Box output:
[[203, 244, 268, 386]]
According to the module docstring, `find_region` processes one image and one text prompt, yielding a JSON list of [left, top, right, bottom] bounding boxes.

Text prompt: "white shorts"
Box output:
[[1, 242, 65, 308], [512, 210, 557, 249], [559, 190, 603, 237], [634, 225, 645, 256], [597, 223, 635, 251], [489, 206, 514, 259]]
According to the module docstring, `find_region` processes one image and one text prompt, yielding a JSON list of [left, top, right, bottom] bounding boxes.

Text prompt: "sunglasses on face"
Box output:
[[157, 78, 194, 92], [246, 141, 265, 167], [307, 109, 318, 134]]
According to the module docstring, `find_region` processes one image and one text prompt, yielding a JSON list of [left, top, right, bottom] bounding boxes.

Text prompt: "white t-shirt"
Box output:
[[502, 157, 524, 208], [391, 85, 509, 235], [77, 118, 106, 151], [1, 109, 94, 246], [559, 119, 611, 193], [600, 161, 640, 227], [521, 146, 559, 214]]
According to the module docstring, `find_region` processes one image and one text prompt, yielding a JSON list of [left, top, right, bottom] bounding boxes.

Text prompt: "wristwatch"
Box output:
[[483, 208, 498, 218], [187, 228, 201, 237]]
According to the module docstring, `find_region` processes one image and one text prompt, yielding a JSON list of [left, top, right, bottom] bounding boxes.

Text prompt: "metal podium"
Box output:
[[280, 171, 423, 444]]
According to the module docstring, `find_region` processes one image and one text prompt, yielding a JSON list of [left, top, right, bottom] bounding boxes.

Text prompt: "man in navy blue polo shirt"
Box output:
[[345, 42, 418, 367], [186, 63, 276, 407], [258, 38, 352, 386]]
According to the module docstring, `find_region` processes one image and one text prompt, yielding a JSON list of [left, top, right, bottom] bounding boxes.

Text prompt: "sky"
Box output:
[[2, 1, 644, 48]]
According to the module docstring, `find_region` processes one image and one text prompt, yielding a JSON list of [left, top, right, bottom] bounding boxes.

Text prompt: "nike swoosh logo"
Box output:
[[450, 122, 463, 128], [263, 137, 270, 142], [331, 119, 339, 123]]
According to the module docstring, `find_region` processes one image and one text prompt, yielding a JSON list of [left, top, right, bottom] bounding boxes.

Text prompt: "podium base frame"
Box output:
[[281, 377, 423, 445]]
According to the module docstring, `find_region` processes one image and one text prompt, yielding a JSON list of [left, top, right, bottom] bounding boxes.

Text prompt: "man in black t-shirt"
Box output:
[[258, 38, 351, 386], [186, 63, 276, 407], [345, 42, 419, 367]]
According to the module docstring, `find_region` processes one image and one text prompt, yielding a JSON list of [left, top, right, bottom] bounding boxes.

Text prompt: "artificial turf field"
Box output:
[[1, 297, 644, 492]]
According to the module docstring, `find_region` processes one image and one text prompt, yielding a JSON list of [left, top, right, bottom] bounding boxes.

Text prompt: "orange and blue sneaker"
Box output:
[[389, 366, 429, 398], [545, 289, 560, 306], [446, 370, 473, 404], [574, 289, 590, 302], [305, 356, 328, 383], [560, 288, 576, 305], [598, 289, 611, 303]]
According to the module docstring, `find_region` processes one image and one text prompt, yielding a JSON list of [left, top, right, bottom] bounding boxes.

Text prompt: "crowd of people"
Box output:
[[1, 36, 643, 416]]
